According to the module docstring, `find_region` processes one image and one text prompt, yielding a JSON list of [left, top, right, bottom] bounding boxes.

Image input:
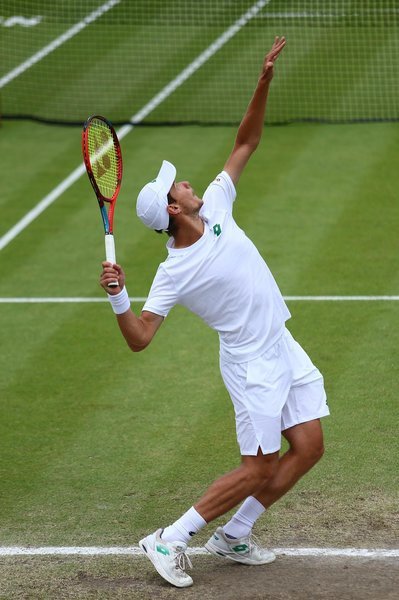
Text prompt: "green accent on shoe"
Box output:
[[156, 544, 170, 556], [214, 535, 219, 540], [232, 544, 249, 553]]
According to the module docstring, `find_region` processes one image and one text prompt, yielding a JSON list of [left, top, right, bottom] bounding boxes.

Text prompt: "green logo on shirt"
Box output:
[[213, 224, 222, 236]]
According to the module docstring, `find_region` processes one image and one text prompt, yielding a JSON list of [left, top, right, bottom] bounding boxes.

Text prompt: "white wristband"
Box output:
[[108, 286, 130, 315]]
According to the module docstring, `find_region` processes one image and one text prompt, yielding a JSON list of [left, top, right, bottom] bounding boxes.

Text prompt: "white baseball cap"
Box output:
[[136, 160, 176, 230]]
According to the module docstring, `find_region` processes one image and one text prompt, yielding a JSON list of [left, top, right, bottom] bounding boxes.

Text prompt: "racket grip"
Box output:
[[105, 234, 118, 288], [105, 234, 116, 263]]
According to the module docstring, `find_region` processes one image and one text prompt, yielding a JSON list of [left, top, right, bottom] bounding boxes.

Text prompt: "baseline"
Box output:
[[0, 546, 397, 558]]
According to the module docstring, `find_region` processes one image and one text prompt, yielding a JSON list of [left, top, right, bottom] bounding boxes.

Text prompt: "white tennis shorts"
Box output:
[[220, 328, 330, 455]]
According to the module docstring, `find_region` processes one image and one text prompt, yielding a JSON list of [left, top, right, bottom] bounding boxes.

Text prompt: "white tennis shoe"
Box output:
[[205, 526, 276, 565], [139, 528, 193, 588]]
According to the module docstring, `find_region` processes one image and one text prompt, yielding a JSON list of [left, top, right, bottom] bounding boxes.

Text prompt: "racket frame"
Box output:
[[82, 115, 123, 287]]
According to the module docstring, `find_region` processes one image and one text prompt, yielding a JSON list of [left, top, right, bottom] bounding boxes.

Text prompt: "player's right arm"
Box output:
[[224, 36, 285, 186], [116, 310, 164, 352], [100, 262, 164, 352]]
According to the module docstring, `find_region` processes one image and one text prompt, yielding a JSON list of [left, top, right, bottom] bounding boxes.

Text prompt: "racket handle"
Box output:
[[105, 234, 118, 288]]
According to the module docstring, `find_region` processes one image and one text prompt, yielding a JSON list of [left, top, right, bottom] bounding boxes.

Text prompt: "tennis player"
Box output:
[[100, 37, 329, 588]]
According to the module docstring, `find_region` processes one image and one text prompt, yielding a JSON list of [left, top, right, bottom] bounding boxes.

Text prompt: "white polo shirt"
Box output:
[[143, 171, 291, 363]]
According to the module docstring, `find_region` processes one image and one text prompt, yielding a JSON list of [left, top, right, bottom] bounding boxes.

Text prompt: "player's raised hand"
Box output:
[[261, 36, 286, 82], [100, 261, 125, 294]]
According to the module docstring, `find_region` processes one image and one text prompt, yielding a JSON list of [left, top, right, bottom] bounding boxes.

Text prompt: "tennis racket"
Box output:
[[82, 115, 122, 288]]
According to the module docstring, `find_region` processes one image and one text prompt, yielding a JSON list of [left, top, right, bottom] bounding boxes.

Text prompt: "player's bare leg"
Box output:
[[140, 450, 280, 582], [195, 449, 279, 522], [200, 450, 280, 565], [253, 419, 325, 508], [204, 419, 324, 565]]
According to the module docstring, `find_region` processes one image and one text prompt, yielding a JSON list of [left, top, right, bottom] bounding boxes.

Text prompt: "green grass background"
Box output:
[[0, 120, 398, 550]]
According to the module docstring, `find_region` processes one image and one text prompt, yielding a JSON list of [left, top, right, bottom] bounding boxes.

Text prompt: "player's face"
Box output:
[[169, 181, 203, 214]]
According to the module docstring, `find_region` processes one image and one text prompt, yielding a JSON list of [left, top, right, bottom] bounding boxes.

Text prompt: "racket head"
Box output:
[[82, 115, 123, 232]]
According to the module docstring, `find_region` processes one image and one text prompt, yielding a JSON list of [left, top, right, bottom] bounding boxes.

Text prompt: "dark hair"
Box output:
[[155, 192, 178, 237]]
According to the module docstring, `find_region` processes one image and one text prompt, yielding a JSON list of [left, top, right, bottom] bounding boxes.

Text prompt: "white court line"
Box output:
[[1, 296, 399, 304], [0, 297, 145, 304], [0, 166, 87, 252], [0, 0, 271, 253], [258, 9, 399, 18], [0, 546, 397, 558], [284, 296, 399, 301], [0, 0, 121, 88]]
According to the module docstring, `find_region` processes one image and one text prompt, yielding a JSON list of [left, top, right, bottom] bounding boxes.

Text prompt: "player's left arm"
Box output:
[[224, 36, 286, 186]]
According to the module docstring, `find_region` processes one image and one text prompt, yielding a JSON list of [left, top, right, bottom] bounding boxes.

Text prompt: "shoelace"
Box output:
[[174, 547, 193, 573], [246, 533, 262, 555]]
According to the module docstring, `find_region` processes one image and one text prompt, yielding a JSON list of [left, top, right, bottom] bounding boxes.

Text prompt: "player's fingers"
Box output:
[[276, 37, 286, 51], [101, 273, 119, 287], [270, 39, 285, 58], [271, 36, 285, 51], [271, 36, 281, 50], [100, 276, 119, 288], [101, 266, 118, 276], [267, 47, 284, 64]]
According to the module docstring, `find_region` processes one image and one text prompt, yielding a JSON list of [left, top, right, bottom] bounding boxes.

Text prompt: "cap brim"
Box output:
[[157, 160, 176, 195]]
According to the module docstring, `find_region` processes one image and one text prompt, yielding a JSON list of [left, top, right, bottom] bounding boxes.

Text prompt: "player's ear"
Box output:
[[167, 203, 180, 216]]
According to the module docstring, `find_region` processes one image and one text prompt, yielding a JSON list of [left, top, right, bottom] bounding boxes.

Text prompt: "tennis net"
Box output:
[[1, 0, 398, 125]]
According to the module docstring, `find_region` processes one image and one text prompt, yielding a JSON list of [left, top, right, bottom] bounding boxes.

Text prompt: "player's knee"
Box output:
[[302, 439, 325, 466]]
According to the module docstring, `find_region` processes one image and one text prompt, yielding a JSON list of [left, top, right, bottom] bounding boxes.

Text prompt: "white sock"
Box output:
[[161, 506, 207, 545], [223, 496, 266, 539]]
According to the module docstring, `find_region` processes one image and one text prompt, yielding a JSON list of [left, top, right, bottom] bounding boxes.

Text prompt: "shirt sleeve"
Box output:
[[142, 265, 178, 318], [200, 171, 236, 219]]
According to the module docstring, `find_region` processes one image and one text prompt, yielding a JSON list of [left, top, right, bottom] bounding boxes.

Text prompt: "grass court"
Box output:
[[0, 1, 398, 597]]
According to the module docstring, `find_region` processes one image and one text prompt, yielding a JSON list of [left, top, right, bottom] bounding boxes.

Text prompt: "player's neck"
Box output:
[[172, 216, 204, 248]]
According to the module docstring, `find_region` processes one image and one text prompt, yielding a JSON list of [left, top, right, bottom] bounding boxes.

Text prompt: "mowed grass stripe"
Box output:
[[235, 123, 399, 295], [0, 304, 232, 545], [1, 123, 397, 297], [291, 126, 399, 295], [0, 123, 81, 237], [1, 303, 398, 546], [257, 301, 399, 547]]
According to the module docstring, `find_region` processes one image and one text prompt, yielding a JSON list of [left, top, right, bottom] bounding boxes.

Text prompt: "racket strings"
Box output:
[[87, 119, 119, 199]]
